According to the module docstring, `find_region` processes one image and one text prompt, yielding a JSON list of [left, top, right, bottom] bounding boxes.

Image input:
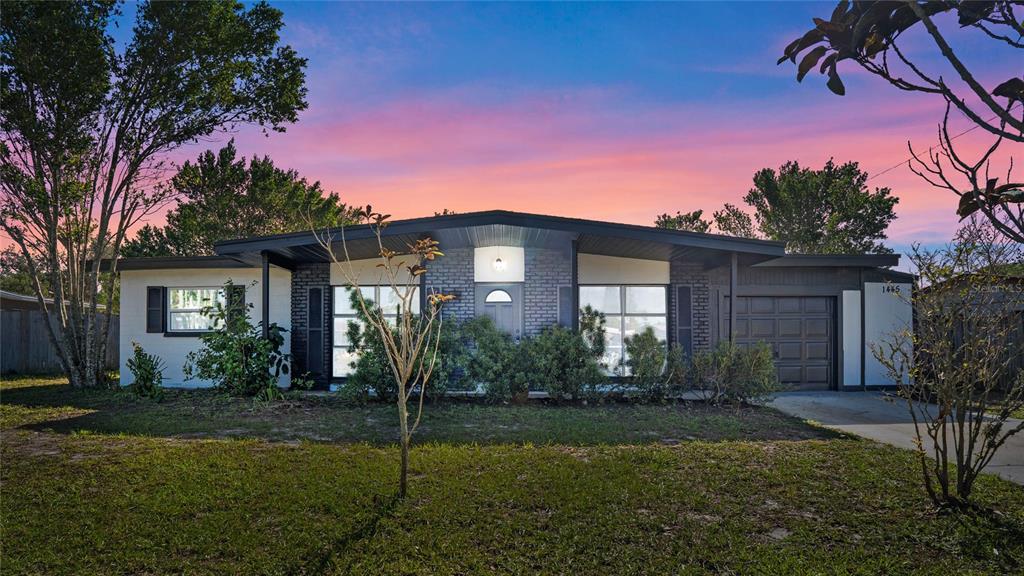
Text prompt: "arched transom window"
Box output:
[[484, 289, 513, 303]]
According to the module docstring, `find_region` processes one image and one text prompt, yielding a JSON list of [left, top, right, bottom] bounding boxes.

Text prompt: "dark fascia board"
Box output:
[[754, 254, 901, 268], [213, 210, 787, 257], [100, 256, 254, 272]]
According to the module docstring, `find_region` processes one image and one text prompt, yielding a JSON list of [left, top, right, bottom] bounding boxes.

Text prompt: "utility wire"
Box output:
[[867, 102, 1021, 182]]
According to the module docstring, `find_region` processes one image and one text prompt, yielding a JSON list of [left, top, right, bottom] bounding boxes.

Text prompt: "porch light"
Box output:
[[493, 257, 506, 271]]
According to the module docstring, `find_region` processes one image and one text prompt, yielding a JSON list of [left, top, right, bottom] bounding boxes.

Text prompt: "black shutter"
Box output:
[[676, 286, 693, 357], [146, 286, 165, 333], [227, 285, 246, 323], [307, 287, 324, 378], [558, 286, 573, 327]]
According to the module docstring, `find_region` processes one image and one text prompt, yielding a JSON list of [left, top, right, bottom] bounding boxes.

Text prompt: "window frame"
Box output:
[[165, 286, 227, 334], [578, 283, 669, 374], [330, 284, 421, 378]]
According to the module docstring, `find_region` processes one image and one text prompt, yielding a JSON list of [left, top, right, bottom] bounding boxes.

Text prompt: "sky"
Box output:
[[136, 2, 1018, 262]]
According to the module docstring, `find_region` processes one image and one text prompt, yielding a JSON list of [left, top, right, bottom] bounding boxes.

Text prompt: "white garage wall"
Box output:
[[119, 266, 292, 388], [841, 290, 862, 387], [863, 282, 913, 386]]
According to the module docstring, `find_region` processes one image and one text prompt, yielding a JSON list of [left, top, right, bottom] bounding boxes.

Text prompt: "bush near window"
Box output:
[[461, 317, 532, 402], [529, 325, 606, 402], [339, 289, 464, 402], [579, 305, 607, 363], [125, 342, 165, 400], [690, 341, 779, 404], [622, 327, 688, 402], [183, 281, 291, 397]]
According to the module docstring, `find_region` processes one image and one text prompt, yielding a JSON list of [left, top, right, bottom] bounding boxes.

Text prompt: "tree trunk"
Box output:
[[398, 397, 409, 498]]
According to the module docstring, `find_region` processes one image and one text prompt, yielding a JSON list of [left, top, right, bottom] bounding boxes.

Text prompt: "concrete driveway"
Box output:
[[769, 391, 1024, 485]]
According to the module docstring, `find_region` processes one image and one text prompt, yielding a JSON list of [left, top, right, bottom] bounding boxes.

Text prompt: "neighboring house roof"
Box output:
[[1, 289, 108, 311]]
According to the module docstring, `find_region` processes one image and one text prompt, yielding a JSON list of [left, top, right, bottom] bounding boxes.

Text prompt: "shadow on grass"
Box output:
[[2, 381, 841, 446], [293, 492, 403, 575]]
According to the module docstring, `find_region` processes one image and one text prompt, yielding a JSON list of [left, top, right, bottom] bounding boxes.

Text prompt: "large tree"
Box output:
[[659, 160, 898, 253], [744, 159, 898, 254], [124, 141, 352, 257], [0, 1, 307, 387], [779, 1, 1023, 242]]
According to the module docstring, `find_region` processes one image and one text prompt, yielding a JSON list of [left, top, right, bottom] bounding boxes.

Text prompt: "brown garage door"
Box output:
[[724, 296, 834, 390]]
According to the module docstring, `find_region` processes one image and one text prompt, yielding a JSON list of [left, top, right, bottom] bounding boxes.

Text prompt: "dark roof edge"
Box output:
[[754, 254, 901, 268], [100, 256, 254, 272], [212, 210, 787, 257]]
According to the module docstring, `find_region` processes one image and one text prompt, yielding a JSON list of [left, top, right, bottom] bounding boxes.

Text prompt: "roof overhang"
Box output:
[[100, 256, 253, 272], [754, 254, 901, 268], [213, 210, 787, 266]]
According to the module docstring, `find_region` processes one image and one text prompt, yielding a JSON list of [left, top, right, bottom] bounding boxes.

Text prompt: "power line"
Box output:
[[867, 103, 1021, 182]]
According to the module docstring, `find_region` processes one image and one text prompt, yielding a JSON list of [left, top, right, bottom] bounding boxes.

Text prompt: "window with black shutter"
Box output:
[[146, 286, 165, 333], [307, 287, 324, 378]]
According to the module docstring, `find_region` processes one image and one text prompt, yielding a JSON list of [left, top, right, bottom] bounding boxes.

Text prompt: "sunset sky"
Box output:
[[131, 2, 1014, 261]]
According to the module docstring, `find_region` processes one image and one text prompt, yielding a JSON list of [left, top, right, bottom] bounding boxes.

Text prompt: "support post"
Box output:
[[570, 239, 579, 331], [261, 251, 270, 339], [729, 251, 737, 343]]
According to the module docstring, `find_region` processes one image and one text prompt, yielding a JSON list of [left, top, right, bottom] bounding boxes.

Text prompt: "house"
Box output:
[[114, 210, 913, 390]]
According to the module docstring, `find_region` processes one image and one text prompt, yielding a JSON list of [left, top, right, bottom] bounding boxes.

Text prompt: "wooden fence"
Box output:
[[1, 310, 118, 375]]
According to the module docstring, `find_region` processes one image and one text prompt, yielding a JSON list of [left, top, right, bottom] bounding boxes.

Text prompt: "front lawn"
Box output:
[[3, 376, 1023, 575]]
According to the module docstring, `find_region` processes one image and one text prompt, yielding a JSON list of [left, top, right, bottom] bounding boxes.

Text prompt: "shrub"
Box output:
[[462, 316, 531, 402], [579, 305, 607, 364], [529, 325, 606, 401], [340, 288, 464, 402], [690, 341, 779, 404], [125, 341, 165, 400], [184, 280, 291, 397], [622, 328, 689, 401]]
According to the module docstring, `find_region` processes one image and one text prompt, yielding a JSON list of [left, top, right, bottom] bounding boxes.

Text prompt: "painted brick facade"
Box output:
[[423, 247, 476, 325], [524, 247, 572, 335], [670, 260, 712, 352], [290, 262, 330, 386]]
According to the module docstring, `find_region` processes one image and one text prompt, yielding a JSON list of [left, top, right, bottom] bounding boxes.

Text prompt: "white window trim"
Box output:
[[166, 286, 226, 333]]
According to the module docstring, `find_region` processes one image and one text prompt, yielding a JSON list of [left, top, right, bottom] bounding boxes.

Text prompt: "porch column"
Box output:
[[261, 251, 270, 339], [729, 251, 737, 343], [570, 239, 579, 331]]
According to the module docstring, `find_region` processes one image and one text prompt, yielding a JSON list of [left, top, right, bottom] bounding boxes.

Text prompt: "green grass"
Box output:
[[0, 376, 829, 444], [2, 376, 1024, 575]]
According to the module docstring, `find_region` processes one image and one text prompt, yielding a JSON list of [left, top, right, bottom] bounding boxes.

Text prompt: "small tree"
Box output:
[[312, 208, 453, 498], [872, 219, 1024, 508], [655, 210, 711, 233]]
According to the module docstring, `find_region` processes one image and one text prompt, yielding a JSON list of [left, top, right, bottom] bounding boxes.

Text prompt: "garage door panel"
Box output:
[[778, 342, 802, 360], [805, 318, 829, 337], [805, 365, 829, 385], [734, 319, 750, 338], [750, 318, 775, 338], [806, 342, 830, 361], [777, 366, 803, 383], [749, 297, 775, 314], [803, 297, 831, 313], [778, 318, 802, 337], [777, 298, 802, 314]]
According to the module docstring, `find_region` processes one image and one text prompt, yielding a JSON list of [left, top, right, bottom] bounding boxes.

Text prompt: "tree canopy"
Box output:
[[745, 160, 898, 254], [0, 0, 307, 386], [656, 160, 897, 254], [654, 210, 711, 233], [125, 141, 353, 257]]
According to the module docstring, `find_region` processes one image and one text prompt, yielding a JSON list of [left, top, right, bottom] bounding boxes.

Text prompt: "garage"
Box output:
[[727, 296, 834, 390]]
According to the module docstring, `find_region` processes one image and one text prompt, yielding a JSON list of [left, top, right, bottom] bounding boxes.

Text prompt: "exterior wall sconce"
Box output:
[[492, 257, 506, 271]]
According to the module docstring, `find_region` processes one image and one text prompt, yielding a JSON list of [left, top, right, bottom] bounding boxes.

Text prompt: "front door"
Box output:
[[475, 284, 524, 340]]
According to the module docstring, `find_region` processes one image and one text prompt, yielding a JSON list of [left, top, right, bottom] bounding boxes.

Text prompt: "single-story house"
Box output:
[[114, 210, 913, 390]]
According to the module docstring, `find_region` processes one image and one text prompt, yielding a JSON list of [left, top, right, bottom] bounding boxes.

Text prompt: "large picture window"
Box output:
[[332, 285, 420, 378], [167, 287, 225, 332], [579, 285, 667, 374]]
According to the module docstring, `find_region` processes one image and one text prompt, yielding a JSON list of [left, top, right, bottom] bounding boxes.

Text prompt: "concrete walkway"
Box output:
[[768, 391, 1024, 486]]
